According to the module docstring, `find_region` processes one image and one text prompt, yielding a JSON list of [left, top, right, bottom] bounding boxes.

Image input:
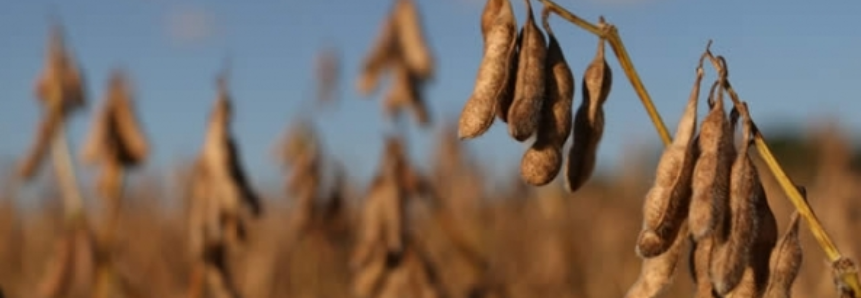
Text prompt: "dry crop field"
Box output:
[[1, 0, 860, 298]]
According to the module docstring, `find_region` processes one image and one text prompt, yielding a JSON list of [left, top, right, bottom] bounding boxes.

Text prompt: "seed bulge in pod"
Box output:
[[393, 0, 435, 80], [763, 187, 804, 298], [520, 10, 573, 186], [710, 102, 760, 295], [563, 33, 612, 193], [458, 0, 517, 139], [689, 80, 733, 240], [634, 66, 703, 258], [506, 0, 547, 142]]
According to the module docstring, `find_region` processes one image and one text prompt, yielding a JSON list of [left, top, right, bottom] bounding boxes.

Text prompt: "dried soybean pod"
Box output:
[[458, 0, 517, 139], [726, 182, 778, 298], [689, 75, 734, 240], [496, 31, 520, 123], [689, 236, 717, 298], [506, 0, 547, 141], [581, 19, 613, 109], [106, 70, 149, 165], [484, 0, 518, 124], [19, 108, 64, 180], [624, 223, 690, 298], [763, 187, 805, 298], [711, 101, 760, 295], [634, 65, 703, 259], [563, 21, 612, 192], [520, 9, 574, 186], [481, 0, 504, 40], [383, 62, 430, 127], [393, 0, 435, 80], [19, 24, 85, 180], [564, 100, 600, 193], [357, 8, 399, 97]]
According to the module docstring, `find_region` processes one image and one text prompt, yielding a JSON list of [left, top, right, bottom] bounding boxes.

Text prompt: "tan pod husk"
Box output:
[[458, 0, 517, 139], [689, 235, 717, 298], [393, 0, 435, 80], [689, 78, 734, 240], [635, 66, 703, 258], [506, 0, 547, 141], [563, 30, 612, 192], [357, 8, 399, 97], [711, 102, 760, 295], [624, 223, 690, 298], [383, 61, 430, 127], [80, 69, 149, 202], [725, 183, 777, 298], [520, 9, 573, 186], [19, 24, 86, 180], [763, 187, 805, 298]]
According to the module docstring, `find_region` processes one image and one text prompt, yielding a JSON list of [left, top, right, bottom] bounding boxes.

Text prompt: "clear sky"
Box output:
[[1, 0, 860, 193]]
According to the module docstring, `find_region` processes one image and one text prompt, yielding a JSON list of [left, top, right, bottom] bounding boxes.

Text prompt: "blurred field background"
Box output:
[[1, 1, 861, 298]]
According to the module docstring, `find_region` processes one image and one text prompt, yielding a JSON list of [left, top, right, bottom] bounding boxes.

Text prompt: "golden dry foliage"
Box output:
[[458, 0, 518, 139], [519, 8, 573, 186], [19, 23, 87, 181], [272, 119, 324, 239], [710, 102, 760, 295], [357, 0, 435, 127], [80, 69, 149, 203], [350, 137, 444, 298], [36, 220, 97, 298], [635, 63, 702, 259], [564, 20, 612, 193], [506, 0, 547, 142], [351, 138, 407, 298]]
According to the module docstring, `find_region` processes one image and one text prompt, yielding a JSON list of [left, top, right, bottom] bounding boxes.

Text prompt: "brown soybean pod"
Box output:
[[689, 76, 734, 240], [481, 0, 504, 40], [624, 223, 690, 298], [763, 187, 805, 298], [484, 0, 518, 124], [356, 6, 399, 97], [457, 0, 517, 139], [496, 31, 520, 123], [393, 0, 435, 80], [689, 236, 717, 298], [634, 66, 703, 259], [711, 102, 760, 295], [506, 0, 547, 141], [564, 30, 612, 193], [520, 8, 574, 186], [725, 184, 778, 298], [107, 70, 149, 165], [18, 107, 63, 180], [564, 100, 601, 193]]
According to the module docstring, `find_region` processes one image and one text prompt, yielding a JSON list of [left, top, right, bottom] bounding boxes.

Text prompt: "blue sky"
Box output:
[[1, 0, 860, 194]]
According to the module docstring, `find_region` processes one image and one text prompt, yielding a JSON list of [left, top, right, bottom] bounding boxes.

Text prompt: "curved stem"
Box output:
[[537, 0, 672, 145]]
